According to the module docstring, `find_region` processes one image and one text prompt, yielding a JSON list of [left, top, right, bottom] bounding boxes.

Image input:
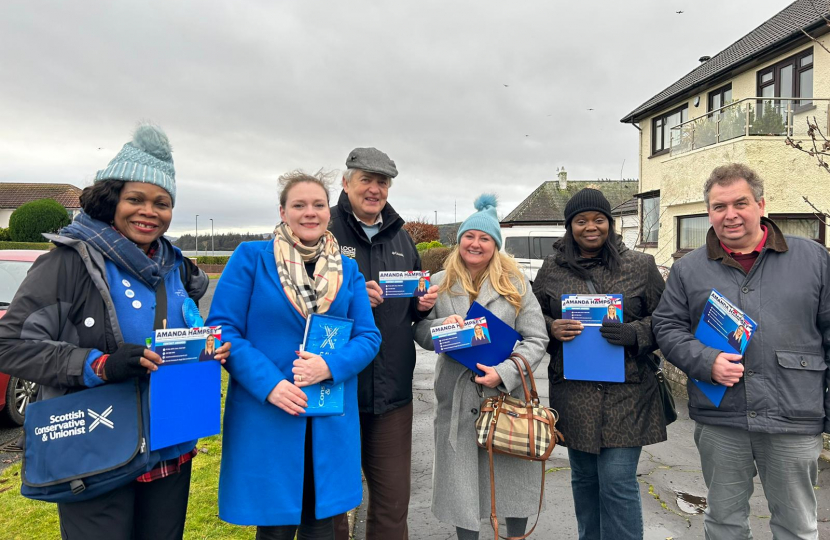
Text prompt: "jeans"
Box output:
[[568, 446, 643, 540], [694, 423, 822, 540]]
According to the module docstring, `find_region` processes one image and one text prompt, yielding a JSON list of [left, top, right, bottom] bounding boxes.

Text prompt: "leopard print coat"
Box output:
[[532, 239, 667, 454]]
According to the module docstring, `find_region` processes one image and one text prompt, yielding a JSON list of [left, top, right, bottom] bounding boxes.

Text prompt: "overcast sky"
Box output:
[[0, 0, 794, 235]]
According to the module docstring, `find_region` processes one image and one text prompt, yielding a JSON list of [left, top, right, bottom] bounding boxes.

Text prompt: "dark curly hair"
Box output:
[[78, 180, 123, 223]]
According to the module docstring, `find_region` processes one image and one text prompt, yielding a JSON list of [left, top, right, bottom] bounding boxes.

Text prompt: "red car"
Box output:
[[0, 249, 48, 425]]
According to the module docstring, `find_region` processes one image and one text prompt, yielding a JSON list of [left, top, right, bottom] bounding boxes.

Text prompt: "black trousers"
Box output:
[[57, 460, 192, 540], [257, 420, 334, 540]]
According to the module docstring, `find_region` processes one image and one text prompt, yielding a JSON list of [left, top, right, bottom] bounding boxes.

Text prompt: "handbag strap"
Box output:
[[509, 354, 539, 405], [584, 276, 598, 295], [487, 423, 547, 540]]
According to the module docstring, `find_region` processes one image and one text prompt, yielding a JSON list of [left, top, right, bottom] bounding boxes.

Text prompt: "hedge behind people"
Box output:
[[8, 199, 71, 242]]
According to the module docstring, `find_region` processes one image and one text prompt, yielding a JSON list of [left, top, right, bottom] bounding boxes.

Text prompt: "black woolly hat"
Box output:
[[564, 188, 613, 227]]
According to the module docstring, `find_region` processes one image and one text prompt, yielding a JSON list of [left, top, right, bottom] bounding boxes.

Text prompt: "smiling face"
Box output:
[[113, 182, 173, 253], [418, 277, 426, 289], [279, 181, 331, 246], [474, 324, 484, 338], [205, 335, 215, 350], [459, 230, 496, 277], [707, 178, 765, 253], [570, 211, 610, 257], [342, 170, 390, 224], [607, 305, 616, 317]]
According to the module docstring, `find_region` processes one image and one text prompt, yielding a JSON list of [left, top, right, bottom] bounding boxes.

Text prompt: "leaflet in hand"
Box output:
[[561, 294, 625, 382], [379, 271, 430, 298], [300, 313, 353, 416], [692, 289, 757, 407], [152, 326, 223, 364], [430, 317, 491, 354], [149, 326, 222, 451]]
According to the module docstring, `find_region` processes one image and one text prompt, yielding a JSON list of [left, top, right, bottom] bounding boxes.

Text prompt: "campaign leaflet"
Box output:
[[300, 313, 353, 416], [561, 294, 625, 383], [692, 289, 758, 407], [379, 271, 430, 298], [152, 326, 223, 364], [149, 326, 222, 451], [430, 317, 491, 354]]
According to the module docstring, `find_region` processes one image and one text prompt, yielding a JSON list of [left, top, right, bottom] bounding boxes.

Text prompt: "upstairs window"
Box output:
[[652, 106, 688, 156], [708, 84, 733, 115], [757, 48, 813, 108]]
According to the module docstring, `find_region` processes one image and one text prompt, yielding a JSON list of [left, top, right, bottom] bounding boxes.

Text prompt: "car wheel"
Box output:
[[2, 376, 37, 426]]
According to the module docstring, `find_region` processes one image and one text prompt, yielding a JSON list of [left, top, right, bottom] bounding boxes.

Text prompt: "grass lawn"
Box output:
[[0, 371, 255, 540]]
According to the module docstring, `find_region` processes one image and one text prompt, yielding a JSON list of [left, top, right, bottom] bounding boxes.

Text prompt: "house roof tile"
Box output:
[[621, 0, 830, 123], [0, 183, 83, 209], [502, 180, 638, 224]]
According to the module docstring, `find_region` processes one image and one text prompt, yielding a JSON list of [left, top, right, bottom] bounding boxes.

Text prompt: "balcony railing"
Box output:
[[669, 97, 830, 156]]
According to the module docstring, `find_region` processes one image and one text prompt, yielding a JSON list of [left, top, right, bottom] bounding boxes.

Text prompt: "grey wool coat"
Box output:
[[413, 270, 550, 532]]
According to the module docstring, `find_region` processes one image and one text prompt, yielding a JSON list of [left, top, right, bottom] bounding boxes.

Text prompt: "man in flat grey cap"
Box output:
[[329, 147, 436, 540]]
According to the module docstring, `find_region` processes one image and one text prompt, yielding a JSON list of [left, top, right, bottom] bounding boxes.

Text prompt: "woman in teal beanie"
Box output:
[[413, 194, 549, 539], [0, 123, 229, 539]]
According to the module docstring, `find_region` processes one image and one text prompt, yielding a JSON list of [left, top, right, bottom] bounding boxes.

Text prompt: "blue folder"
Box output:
[[691, 289, 757, 407], [446, 302, 522, 376], [300, 313, 352, 416], [149, 360, 221, 451], [561, 294, 625, 382]]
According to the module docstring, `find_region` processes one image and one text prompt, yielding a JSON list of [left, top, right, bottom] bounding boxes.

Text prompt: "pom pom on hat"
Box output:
[[473, 193, 498, 211], [457, 193, 503, 249], [132, 124, 172, 162], [95, 122, 177, 204]]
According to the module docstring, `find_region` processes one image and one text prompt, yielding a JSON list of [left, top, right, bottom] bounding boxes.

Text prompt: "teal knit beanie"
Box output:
[[95, 124, 176, 205], [457, 194, 502, 249]]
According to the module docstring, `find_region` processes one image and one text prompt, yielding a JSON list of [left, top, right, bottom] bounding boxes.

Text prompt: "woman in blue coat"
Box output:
[[208, 171, 381, 539]]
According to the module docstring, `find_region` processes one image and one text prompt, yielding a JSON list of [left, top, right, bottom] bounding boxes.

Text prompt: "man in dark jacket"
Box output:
[[653, 163, 830, 540], [330, 147, 436, 540]]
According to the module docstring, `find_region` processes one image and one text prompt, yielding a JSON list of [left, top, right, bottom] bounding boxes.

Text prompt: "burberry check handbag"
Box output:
[[475, 354, 563, 540]]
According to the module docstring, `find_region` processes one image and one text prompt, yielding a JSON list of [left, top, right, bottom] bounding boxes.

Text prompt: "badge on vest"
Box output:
[[340, 245, 356, 259]]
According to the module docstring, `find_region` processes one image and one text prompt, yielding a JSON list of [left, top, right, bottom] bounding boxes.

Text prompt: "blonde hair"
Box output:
[[440, 247, 526, 315]]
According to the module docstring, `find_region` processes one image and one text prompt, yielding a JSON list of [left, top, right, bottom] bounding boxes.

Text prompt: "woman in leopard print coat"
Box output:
[[531, 188, 667, 540]]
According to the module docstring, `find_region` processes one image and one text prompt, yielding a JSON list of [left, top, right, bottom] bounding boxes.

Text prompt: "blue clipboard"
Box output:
[[446, 302, 522, 376]]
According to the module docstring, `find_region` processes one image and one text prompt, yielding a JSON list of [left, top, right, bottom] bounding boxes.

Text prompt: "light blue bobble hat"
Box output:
[[95, 123, 176, 205], [456, 194, 502, 249]]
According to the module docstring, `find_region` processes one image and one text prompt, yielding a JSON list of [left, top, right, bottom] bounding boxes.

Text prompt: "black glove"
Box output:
[[599, 322, 638, 348], [103, 344, 150, 382]]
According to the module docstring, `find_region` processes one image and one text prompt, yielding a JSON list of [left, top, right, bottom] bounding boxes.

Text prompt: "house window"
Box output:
[[708, 84, 732, 114], [677, 215, 710, 251], [769, 213, 825, 245], [641, 193, 660, 245], [757, 48, 813, 109], [651, 106, 688, 155]]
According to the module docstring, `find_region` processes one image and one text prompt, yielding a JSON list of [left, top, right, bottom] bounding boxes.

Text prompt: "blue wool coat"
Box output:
[[207, 241, 381, 526]]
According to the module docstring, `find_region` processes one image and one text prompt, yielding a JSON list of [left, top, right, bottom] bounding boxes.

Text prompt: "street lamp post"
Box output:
[[210, 218, 215, 256], [195, 214, 199, 259]]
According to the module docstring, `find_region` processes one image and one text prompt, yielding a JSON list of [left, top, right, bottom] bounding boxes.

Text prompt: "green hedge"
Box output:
[[196, 255, 230, 265], [0, 241, 53, 250], [9, 198, 71, 242], [416, 240, 444, 252]]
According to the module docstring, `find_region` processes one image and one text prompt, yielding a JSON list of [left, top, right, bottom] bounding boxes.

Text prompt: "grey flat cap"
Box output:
[[346, 147, 398, 178]]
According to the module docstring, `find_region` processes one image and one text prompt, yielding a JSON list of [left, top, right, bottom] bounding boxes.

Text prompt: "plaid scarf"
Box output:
[[60, 211, 178, 289], [273, 222, 343, 318]]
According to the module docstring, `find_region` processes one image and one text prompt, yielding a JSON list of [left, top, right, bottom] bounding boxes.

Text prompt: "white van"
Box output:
[[500, 226, 565, 284]]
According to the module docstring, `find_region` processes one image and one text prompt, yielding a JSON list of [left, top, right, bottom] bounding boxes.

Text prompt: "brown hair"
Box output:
[[703, 163, 764, 207], [278, 170, 334, 208]]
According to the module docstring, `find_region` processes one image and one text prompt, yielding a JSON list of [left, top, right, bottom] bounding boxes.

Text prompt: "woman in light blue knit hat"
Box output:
[[0, 123, 229, 540], [413, 195, 550, 539]]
